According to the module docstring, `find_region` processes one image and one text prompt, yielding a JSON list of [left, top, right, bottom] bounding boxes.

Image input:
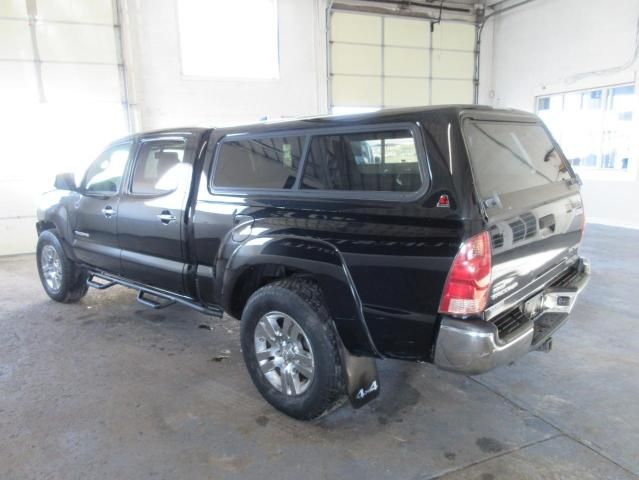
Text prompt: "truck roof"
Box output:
[[214, 105, 535, 134], [112, 105, 536, 145]]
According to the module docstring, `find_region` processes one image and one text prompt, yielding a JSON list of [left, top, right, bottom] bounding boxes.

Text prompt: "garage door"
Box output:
[[0, 0, 131, 255], [329, 10, 476, 112]]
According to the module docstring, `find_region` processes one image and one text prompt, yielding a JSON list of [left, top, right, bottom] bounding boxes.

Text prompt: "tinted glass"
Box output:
[[214, 136, 304, 189], [84, 143, 131, 194], [463, 121, 572, 205], [301, 130, 421, 192], [131, 141, 185, 194]]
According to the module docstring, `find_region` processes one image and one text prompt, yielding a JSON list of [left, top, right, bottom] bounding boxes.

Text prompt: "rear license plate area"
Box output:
[[523, 292, 544, 319]]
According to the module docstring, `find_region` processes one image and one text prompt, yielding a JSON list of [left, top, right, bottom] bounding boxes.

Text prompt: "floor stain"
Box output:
[[255, 415, 269, 427], [208, 454, 250, 473], [444, 452, 456, 460], [476, 437, 505, 454], [372, 381, 421, 418]]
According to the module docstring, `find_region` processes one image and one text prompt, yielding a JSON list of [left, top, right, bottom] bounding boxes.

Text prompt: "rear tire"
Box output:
[[240, 278, 344, 420], [37, 229, 88, 303]]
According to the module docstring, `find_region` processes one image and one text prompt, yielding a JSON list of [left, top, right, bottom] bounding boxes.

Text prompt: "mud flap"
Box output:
[[336, 336, 380, 408]]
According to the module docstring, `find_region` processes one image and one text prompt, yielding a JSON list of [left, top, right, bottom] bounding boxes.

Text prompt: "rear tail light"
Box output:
[[438, 231, 492, 317]]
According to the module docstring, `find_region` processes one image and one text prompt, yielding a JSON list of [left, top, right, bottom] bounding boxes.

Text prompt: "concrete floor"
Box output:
[[1, 224, 637, 480]]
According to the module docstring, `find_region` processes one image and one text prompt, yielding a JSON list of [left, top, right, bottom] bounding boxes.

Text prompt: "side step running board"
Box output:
[[87, 274, 116, 290], [137, 290, 176, 310], [86, 271, 224, 317]]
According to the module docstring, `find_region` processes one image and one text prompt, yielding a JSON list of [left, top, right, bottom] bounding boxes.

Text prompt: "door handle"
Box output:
[[157, 210, 177, 224], [102, 205, 116, 218]]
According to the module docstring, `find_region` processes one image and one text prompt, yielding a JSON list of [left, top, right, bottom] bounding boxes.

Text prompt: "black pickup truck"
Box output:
[[36, 106, 590, 419]]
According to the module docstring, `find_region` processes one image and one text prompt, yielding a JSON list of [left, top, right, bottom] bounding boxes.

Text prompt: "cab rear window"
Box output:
[[463, 121, 573, 207]]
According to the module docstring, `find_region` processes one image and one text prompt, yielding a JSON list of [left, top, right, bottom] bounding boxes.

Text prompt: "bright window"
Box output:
[[177, 0, 279, 79], [536, 85, 637, 175]]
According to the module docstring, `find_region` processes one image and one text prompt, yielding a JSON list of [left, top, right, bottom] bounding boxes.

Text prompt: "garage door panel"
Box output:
[[0, 20, 34, 60], [432, 79, 473, 104], [332, 75, 381, 107], [432, 22, 476, 51], [0, 217, 37, 255], [0, 0, 28, 17], [332, 43, 381, 76], [37, 24, 118, 63], [331, 12, 382, 44], [37, 0, 114, 25], [0, 179, 46, 217], [42, 63, 121, 102], [432, 50, 474, 79], [384, 17, 429, 47], [384, 78, 429, 107], [330, 13, 475, 109], [0, 62, 39, 101], [384, 47, 428, 77]]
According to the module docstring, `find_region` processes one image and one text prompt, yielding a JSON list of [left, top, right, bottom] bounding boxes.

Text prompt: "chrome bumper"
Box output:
[[434, 257, 591, 375]]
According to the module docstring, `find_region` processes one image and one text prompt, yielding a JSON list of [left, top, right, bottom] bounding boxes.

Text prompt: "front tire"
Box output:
[[37, 229, 88, 303], [240, 278, 344, 420]]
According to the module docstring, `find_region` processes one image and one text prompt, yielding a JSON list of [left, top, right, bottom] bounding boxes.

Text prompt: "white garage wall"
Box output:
[[123, 0, 329, 129], [0, 0, 328, 256], [479, 0, 639, 228], [0, 0, 131, 256]]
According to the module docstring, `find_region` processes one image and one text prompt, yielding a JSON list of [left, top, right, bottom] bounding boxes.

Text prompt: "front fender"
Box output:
[[222, 235, 381, 358], [36, 190, 78, 261]]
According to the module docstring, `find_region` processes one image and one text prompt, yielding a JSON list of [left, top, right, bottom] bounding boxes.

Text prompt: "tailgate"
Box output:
[[462, 117, 585, 311]]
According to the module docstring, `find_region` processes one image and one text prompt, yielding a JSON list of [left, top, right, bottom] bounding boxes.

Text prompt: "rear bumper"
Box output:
[[433, 257, 590, 375]]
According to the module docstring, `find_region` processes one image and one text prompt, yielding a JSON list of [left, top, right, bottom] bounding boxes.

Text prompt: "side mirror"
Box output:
[[54, 172, 77, 191], [575, 173, 583, 186]]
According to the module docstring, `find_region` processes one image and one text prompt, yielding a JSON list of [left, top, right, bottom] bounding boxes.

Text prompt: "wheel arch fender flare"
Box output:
[[36, 204, 77, 262], [221, 235, 381, 359]]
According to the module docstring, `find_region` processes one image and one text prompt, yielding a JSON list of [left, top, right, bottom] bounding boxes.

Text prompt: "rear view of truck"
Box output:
[[434, 110, 590, 374]]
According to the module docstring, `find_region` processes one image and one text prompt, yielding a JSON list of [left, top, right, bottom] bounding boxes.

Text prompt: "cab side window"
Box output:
[[214, 136, 304, 189], [301, 130, 421, 193], [84, 143, 131, 195], [131, 140, 186, 195]]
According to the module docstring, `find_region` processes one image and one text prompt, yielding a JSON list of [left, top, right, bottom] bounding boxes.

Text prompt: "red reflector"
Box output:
[[438, 231, 492, 317], [436, 194, 450, 208]]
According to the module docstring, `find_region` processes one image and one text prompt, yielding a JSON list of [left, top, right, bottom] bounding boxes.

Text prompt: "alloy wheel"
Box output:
[[254, 311, 315, 395], [41, 244, 62, 292]]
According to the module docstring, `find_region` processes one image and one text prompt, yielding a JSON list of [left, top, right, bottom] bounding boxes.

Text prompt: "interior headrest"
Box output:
[[154, 151, 180, 172]]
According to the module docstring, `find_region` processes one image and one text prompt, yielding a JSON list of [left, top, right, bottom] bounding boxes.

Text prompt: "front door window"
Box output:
[[83, 143, 131, 195]]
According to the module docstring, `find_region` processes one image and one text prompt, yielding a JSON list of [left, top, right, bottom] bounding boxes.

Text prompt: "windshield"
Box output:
[[463, 120, 573, 208]]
